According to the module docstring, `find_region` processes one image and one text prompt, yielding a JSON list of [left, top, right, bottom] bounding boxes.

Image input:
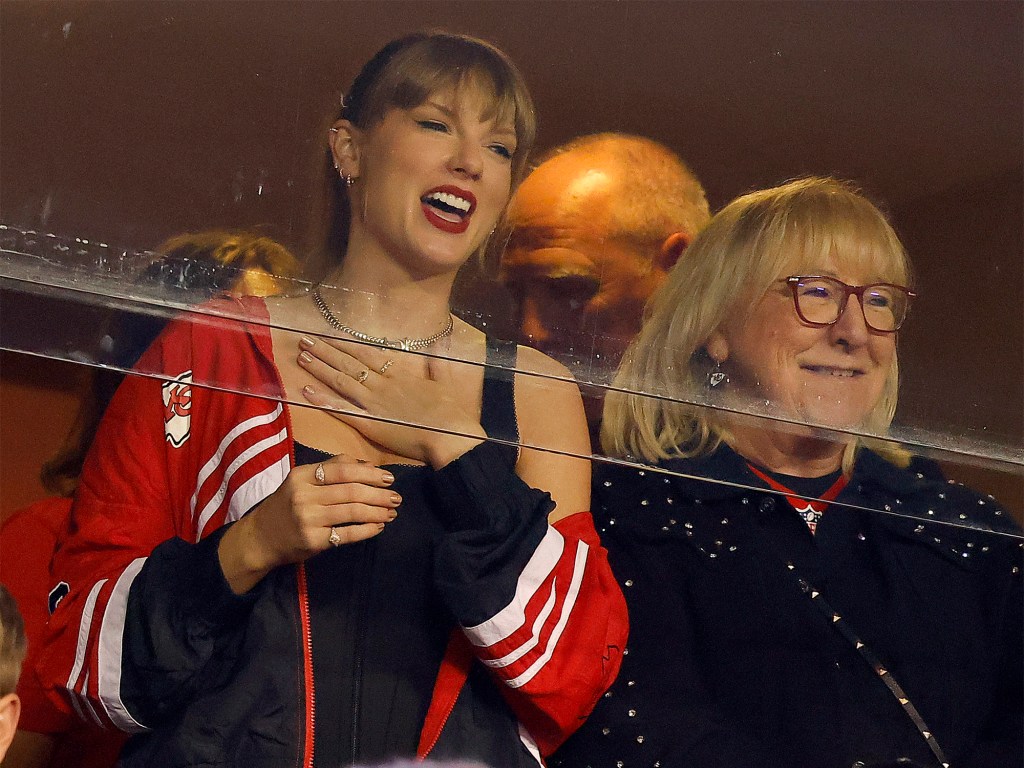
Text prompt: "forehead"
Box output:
[[509, 154, 617, 226], [784, 243, 904, 285]]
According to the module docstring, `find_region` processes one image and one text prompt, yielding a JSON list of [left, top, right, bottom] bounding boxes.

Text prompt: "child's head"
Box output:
[[0, 584, 26, 759]]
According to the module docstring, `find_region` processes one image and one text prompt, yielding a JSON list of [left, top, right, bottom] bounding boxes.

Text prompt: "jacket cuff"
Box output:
[[430, 439, 537, 531], [147, 524, 259, 631]]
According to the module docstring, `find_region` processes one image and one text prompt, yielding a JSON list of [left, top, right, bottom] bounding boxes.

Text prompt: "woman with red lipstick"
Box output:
[[40, 33, 626, 768], [554, 177, 1022, 768]]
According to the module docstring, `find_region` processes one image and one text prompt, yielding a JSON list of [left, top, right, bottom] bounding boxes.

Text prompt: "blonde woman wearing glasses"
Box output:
[[554, 177, 1022, 768]]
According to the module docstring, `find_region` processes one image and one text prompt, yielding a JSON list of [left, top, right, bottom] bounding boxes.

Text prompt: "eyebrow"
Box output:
[[422, 100, 517, 139]]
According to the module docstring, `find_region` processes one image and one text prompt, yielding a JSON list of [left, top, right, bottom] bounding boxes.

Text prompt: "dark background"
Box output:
[[1, 1, 1021, 515]]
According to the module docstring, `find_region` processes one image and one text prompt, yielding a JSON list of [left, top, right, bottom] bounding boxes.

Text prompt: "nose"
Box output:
[[829, 295, 871, 348], [449, 137, 483, 180]]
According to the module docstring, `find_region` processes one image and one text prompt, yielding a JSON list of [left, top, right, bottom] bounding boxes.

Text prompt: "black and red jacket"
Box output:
[[39, 297, 627, 767]]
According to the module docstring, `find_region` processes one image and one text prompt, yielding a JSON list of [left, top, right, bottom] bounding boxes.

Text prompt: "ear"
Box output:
[[329, 120, 362, 179], [654, 231, 691, 272], [0, 693, 20, 758], [704, 329, 729, 363]]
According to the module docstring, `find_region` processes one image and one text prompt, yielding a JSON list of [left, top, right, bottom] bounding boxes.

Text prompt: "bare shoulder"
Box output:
[[512, 345, 592, 520], [513, 344, 577, 386]]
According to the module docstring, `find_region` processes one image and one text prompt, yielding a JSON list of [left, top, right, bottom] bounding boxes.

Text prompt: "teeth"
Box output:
[[806, 366, 857, 377], [424, 191, 471, 212]]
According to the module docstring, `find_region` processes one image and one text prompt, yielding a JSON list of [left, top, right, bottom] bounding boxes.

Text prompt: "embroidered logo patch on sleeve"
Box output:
[[162, 371, 193, 447]]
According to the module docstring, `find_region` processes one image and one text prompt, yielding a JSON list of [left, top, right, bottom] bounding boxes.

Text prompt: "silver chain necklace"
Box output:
[[312, 286, 454, 351]]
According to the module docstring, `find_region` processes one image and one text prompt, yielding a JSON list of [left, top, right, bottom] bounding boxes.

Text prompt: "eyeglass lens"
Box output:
[[794, 277, 908, 332]]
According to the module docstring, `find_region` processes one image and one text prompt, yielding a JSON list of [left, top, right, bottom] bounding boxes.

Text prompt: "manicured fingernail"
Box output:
[[388, 510, 398, 520], [376, 523, 386, 531], [381, 472, 395, 485], [390, 493, 402, 505], [298, 351, 313, 364], [299, 336, 316, 349], [302, 384, 316, 397]]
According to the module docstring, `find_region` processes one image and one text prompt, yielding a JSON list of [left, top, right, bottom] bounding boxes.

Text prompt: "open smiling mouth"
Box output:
[[421, 188, 476, 234]]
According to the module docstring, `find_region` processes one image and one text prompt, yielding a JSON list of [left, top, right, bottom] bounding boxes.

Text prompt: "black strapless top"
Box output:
[[293, 338, 518, 766]]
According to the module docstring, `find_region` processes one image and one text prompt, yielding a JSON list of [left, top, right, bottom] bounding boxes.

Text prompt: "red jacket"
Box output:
[[38, 297, 627, 766]]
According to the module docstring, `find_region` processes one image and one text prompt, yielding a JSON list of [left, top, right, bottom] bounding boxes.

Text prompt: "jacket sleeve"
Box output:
[[37, 332, 262, 734], [429, 440, 629, 755], [551, 522, 783, 768]]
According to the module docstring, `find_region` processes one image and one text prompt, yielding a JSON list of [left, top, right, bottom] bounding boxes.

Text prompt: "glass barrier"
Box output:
[[2, 224, 1021, 539]]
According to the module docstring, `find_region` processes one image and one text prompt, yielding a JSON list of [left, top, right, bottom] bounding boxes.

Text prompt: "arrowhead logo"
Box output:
[[162, 371, 193, 447]]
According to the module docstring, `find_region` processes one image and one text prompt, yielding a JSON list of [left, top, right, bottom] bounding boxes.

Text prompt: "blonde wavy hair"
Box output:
[[602, 177, 913, 473]]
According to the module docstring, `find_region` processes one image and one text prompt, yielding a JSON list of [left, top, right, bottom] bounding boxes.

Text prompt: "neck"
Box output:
[[318, 245, 457, 341], [725, 419, 846, 477]]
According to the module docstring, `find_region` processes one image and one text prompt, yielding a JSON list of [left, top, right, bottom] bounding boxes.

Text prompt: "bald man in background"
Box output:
[[500, 133, 710, 440]]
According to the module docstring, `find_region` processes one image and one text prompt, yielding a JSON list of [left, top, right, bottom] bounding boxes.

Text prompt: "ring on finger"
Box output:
[[328, 525, 342, 547], [378, 359, 395, 376], [355, 369, 370, 384], [314, 463, 326, 484]]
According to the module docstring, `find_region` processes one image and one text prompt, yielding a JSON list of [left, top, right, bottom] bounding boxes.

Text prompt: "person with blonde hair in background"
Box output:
[[0, 585, 28, 761], [554, 177, 1022, 768]]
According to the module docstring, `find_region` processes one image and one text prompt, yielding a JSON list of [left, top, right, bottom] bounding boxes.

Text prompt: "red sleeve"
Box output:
[[36, 359, 179, 732], [428, 440, 629, 756], [471, 511, 628, 755]]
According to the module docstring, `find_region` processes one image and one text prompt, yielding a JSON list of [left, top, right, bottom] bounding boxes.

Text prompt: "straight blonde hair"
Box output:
[[602, 177, 913, 473]]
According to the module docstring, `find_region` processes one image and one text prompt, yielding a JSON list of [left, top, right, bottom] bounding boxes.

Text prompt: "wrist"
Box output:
[[218, 515, 274, 594]]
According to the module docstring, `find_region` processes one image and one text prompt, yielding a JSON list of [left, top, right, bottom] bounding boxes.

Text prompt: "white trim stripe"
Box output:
[[67, 579, 107, 695], [506, 540, 589, 689], [464, 527, 565, 647], [97, 558, 148, 733], [480, 582, 557, 669], [518, 722, 543, 766], [77, 672, 105, 727], [195, 426, 288, 537], [225, 454, 291, 524], [189, 404, 284, 517]]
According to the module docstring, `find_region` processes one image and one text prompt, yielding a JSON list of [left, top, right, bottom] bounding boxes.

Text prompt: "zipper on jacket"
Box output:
[[297, 564, 316, 768]]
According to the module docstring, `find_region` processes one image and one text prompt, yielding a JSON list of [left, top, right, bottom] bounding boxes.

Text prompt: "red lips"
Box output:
[[421, 185, 476, 234]]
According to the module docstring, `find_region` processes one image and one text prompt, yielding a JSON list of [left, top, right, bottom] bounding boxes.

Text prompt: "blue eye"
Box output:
[[865, 291, 892, 309], [799, 284, 834, 300], [417, 120, 448, 133], [489, 143, 513, 160]]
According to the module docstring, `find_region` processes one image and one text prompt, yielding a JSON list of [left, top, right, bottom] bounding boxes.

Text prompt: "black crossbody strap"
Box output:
[[788, 566, 950, 768]]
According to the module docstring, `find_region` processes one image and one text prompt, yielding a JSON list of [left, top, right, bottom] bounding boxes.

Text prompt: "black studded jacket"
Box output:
[[553, 445, 1023, 768]]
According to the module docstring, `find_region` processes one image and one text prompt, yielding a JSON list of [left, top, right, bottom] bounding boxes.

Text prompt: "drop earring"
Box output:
[[707, 359, 729, 388]]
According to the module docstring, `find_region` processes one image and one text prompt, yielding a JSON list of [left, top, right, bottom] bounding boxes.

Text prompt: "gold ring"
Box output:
[[314, 463, 326, 484], [378, 359, 395, 376], [356, 369, 369, 384], [328, 526, 342, 547]]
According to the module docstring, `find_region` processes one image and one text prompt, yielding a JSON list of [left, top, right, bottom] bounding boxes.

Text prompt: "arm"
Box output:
[[38, 324, 398, 732], [36, 354, 258, 733], [431, 350, 626, 755]]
